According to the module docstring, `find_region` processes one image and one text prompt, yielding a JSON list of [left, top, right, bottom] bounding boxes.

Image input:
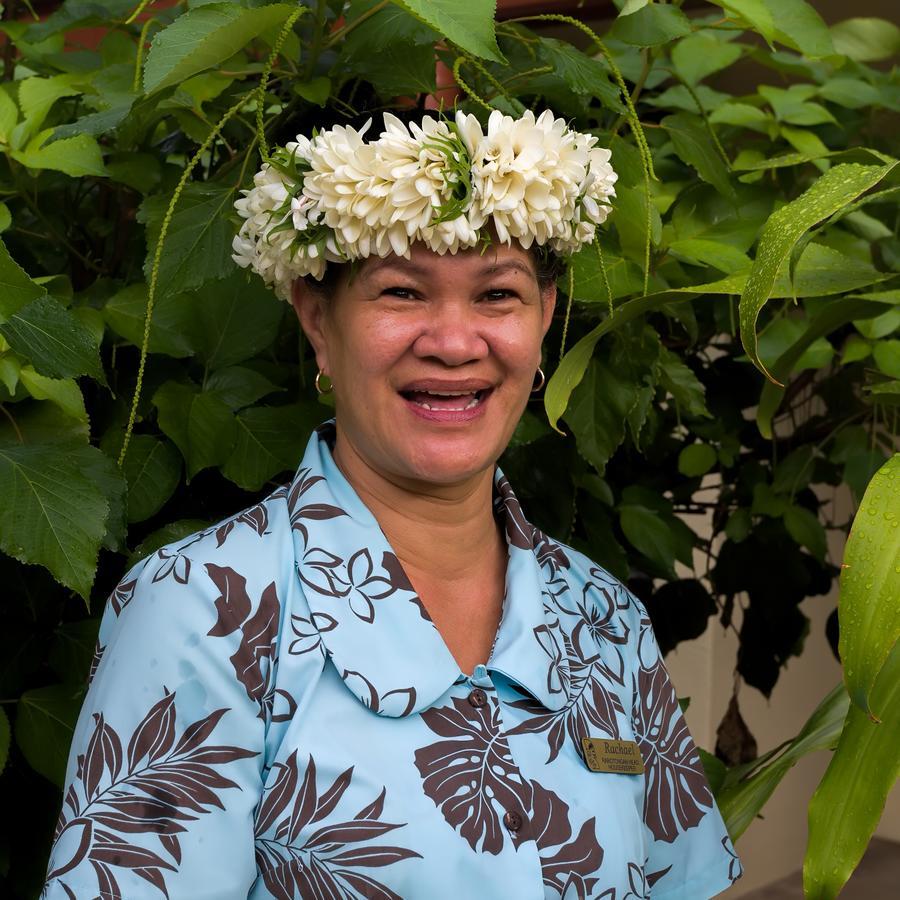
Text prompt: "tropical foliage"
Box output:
[[0, 0, 897, 897]]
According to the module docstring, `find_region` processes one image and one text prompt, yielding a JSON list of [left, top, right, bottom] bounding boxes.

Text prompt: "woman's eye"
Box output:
[[483, 289, 516, 301], [382, 286, 417, 299]]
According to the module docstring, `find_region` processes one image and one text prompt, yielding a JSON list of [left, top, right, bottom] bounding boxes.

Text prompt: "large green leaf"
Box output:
[[140, 183, 237, 298], [143, 2, 298, 93], [536, 38, 623, 113], [205, 365, 284, 411], [343, 0, 439, 54], [610, 3, 691, 46], [671, 34, 743, 86], [838, 454, 900, 717], [717, 683, 849, 840], [121, 434, 182, 524], [186, 272, 286, 371], [830, 17, 900, 62], [620, 504, 677, 578], [153, 381, 237, 479], [14, 683, 85, 787], [103, 283, 196, 358], [805, 645, 900, 899], [0, 295, 104, 381], [0, 238, 46, 323], [739, 162, 898, 381], [11, 131, 108, 177], [222, 404, 321, 491], [390, 0, 502, 63], [661, 113, 734, 199], [0, 442, 112, 598], [17, 75, 80, 137]]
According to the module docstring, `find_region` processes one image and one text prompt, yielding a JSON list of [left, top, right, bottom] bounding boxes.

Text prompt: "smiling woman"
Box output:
[[42, 110, 741, 899]]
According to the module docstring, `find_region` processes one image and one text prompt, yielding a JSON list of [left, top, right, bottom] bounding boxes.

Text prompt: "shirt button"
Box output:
[[503, 810, 523, 833], [467, 688, 488, 708]]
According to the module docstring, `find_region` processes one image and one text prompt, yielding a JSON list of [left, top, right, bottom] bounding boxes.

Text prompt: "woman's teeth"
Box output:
[[406, 390, 484, 410]]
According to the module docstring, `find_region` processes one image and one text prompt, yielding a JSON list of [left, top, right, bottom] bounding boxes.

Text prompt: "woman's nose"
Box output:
[[411, 304, 490, 365]]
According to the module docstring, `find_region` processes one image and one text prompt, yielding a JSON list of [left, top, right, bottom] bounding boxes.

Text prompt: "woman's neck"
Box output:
[[331, 435, 504, 586]]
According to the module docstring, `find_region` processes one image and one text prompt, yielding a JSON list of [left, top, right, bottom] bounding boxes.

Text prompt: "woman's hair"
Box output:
[[302, 244, 566, 300]]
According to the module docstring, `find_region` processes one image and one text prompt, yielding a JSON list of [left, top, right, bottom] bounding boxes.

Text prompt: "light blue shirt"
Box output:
[[45, 423, 740, 899]]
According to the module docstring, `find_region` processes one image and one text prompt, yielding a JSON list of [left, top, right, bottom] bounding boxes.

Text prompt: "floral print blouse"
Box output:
[[44, 423, 741, 900]]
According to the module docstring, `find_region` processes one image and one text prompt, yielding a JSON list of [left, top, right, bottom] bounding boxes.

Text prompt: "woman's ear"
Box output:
[[540, 282, 557, 337], [291, 278, 330, 374]]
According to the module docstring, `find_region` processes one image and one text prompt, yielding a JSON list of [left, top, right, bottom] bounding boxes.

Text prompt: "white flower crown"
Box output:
[[232, 109, 618, 300]]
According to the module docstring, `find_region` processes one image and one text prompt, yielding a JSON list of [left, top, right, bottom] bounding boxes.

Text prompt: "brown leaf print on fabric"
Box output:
[[88, 640, 104, 685], [565, 582, 630, 685], [288, 467, 346, 545], [215, 501, 270, 548], [494, 474, 536, 550], [288, 611, 337, 657], [255, 752, 421, 900], [205, 564, 280, 717], [45, 691, 256, 899], [632, 660, 713, 843], [414, 696, 532, 854], [341, 669, 417, 717], [530, 781, 603, 899], [110, 577, 137, 616], [508, 647, 624, 764]]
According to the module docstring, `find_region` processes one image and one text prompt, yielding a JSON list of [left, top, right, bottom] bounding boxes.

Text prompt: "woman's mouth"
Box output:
[[402, 389, 487, 411], [398, 385, 494, 421]]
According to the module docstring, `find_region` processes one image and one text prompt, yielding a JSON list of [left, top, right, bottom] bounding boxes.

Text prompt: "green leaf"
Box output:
[[121, 434, 182, 524], [830, 17, 900, 62], [17, 75, 80, 136], [805, 645, 900, 898], [842, 334, 872, 364], [346, 42, 437, 98], [612, 182, 662, 265], [751, 483, 788, 517], [708, 101, 771, 133], [15, 683, 85, 787], [725, 508, 752, 543], [873, 341, 900, 379], [0, 202, 9, 235], [0, 442, 112, 597], [80, 444, 127, 554], [855, 306, 900, 341], [49, 101, 134, 143], [186, 272, 285, 370], [784, 505, 826, 561], [611, 3, 691, 46], [679, 444, 717, 478], [661, 113, 734, 199], [127, 519, 212, 570], [657, 347, 710, 418], [672, 33, 743, 85], [759, 85, 836, 126], [19, 368, 87, 422], [222, 403, 320, 491], [0, 707, 9, 775], [143, 2, 298, 93], [205, 365, 283, 410], [140, 183, 237, 298], [0, 88, 18, 143], [620, 504, 676, 578], [153, 381, 237, 480], [48, 618, 100, 684], [838, 454, 900, 717], [11, 131, 108, 177], [667, 239, 750, 274], [293, 76, 331, 106], [342, 0, 440, 54], [710, 0, 833, 57], [536, 38, 623, 113], [569, 244, 644, 302], [718, 683, 849, 840], [0, 295, 104, 381], [103, 283, 196, 358], [739, 162, 898, 380], [390, 0, 503, 62], [0, 237, 46, 323]]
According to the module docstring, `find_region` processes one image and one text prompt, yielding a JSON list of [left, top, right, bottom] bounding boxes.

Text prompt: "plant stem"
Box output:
[[0, 403, 24, 443]]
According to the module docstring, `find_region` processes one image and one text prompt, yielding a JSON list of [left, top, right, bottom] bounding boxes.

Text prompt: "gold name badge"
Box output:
[[581, 737, 645, 774]]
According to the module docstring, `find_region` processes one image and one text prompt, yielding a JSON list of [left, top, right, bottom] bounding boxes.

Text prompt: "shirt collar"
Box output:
[[288, 424, 573, 717]]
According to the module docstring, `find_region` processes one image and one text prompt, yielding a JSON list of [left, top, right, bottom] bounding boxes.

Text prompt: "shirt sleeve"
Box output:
[[43, 533, 276, 900], [627, 596, 742, 899]]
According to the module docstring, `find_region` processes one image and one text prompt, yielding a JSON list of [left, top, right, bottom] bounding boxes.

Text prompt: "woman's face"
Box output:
[[292, 242, 556, 488]]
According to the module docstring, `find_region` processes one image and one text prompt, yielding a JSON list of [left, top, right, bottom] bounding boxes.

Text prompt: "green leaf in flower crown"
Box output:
[[12, 131, 108, 177], [140, 183, 237, 298], [222, 403, 322, 492], [143, 2, 298, 93], [0, 295, 104, 382], [0, 441, 113, 598], [103, 283, 196, 358], [390, 0, 503, 63], [15, 683, 86, 787], [672, 34, 744, 86], [0, 238, 46, 323], [805, 644, 900, 899], [739, 161, 898, 381], [153, 380, 237, 480], [661, 113, 734, 199], [610, 3, 691, 46], [838, 454, 900, 717], [830, 17, 900, 63], [120, 434, 182, 524], [186, 272, 286, 371]]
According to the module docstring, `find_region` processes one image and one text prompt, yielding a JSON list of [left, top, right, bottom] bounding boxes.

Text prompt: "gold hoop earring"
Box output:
[[315, 370, 334, 395], [531, 367, 545, 393]]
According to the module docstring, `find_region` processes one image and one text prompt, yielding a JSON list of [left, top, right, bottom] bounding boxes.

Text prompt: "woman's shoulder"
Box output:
[[111, 483, 297, 616]]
